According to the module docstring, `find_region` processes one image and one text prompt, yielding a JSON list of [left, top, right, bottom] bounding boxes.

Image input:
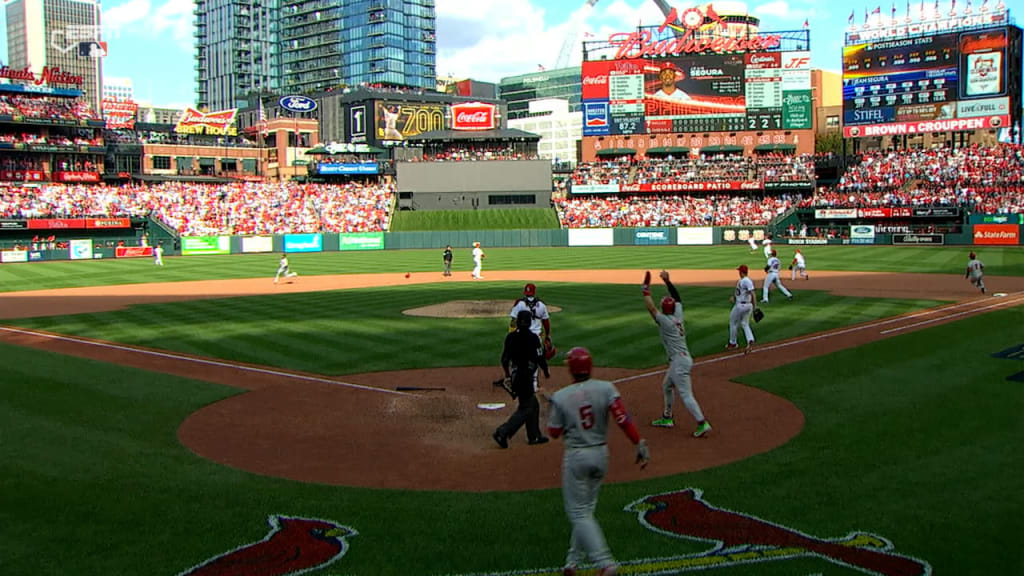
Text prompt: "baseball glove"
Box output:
[[544, 336, 557, 359], [493, 377, 516, 399], [642, 270, 651, 296], [763, 265, 770, 273], [753, 308, 764, 323], [788, 265, 793, 270]]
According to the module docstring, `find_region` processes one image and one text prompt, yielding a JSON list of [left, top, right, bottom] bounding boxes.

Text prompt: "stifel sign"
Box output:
[[175, 107, 238, 136], [450, 102, 495, 131]]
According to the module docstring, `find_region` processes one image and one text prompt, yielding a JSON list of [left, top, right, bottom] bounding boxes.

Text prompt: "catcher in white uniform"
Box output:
[[509, 283, 556, 387], [966, 252, 985, 294], [727, 264, 758, 352], [547, 347, 650, 576], [762, 250, 793, 303], [790, 249, 808, 280], [642, 270, 711, 437]]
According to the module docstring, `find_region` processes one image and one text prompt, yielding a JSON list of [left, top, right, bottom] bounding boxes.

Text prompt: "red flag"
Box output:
[[871, 6, 881, 15], [803, 18, 809, 28]]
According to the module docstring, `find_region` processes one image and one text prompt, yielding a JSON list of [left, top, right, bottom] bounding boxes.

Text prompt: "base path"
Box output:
[[0, 269, 1017, 492]]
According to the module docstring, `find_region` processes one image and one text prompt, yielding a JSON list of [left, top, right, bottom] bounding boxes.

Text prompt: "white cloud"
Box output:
[[103, 0, 152, 33], [754, 1, 791, 18], [150, 0, 194, 51]]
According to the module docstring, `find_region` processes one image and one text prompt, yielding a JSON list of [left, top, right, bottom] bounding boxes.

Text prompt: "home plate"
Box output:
[[477, 402, 506, 410], [994, 293, 1008, 297]]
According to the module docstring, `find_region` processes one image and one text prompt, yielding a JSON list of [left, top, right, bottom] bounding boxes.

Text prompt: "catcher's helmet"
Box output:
[[566, 347, 592, 377], [661, 295, 675, 314], [516, 309, 533, 330], [523, 283, 536, 297]]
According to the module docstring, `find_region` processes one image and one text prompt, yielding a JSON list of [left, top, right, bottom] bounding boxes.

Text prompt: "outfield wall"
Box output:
[[2, 222, 1018, 264]]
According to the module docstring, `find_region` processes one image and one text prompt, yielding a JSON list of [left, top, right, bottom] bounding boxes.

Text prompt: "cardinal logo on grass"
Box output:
[[451, 102, 495, 131], [626, 488, 932, 575], [176, 516, 356, 576]]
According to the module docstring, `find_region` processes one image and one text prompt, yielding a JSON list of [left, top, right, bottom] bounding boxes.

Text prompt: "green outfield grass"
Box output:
[[8, 282, 944, 374], [389, 208, 560, 231], [0, 244, 1021, 293], [2, 302, 1020, 575]]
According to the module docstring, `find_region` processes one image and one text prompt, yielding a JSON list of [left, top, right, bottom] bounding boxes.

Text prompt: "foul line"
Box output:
[[612, 294, 1024, 386], [0, 325, 414, 397], [879, 296, 1024, 335]]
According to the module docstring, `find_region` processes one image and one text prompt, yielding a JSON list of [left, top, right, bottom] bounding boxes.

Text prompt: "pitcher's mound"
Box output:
[[404, 300, 562, 318]]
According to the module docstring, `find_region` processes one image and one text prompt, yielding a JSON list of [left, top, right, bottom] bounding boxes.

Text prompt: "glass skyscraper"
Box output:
[[196, 0, 436, 111], [499, 67, 582, 120]]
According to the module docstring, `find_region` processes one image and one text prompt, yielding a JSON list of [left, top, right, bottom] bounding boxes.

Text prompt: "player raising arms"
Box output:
[[642, 270, 711, 437], [547, 347, 650, 576]]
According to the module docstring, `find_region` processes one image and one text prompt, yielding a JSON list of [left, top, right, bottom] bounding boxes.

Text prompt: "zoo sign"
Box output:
[[279, 95, 318, 114]]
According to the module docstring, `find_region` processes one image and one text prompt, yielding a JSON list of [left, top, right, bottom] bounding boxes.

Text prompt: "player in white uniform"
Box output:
[[642, 270, 711, 437], [762, 250, 793, 303], [790, 249, 808, 280], [153, 243, 164, 266], [471, 242, 484, 279], [274, 253, 298, 284], [746, 235, 758, 253], [547, 347, 650, 576], [965, 251, 985, 294], [727, 264, 758, 352], [762, 236, 774, 260], [509, 283, 553, 391]]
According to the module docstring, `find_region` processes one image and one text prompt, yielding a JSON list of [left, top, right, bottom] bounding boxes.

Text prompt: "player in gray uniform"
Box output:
[[547, 347, 650, 576], [642, 270, 711, 437]]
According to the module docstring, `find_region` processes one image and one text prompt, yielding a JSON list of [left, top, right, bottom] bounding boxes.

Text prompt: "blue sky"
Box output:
[[0, 0, 977, 108]]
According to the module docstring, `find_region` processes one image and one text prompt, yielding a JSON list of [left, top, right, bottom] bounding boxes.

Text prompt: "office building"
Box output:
[[198, 0, 437, 111], [195, 0, 279, 111], [508, 99, 580, 165], [499, 67, 581, 120], [4, 0, 104, 111], [103, 76, 133, 101]]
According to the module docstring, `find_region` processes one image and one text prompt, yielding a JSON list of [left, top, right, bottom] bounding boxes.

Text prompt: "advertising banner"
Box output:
[[115, 246, 153, 258], [972, 224, 1019, 245], [175, 107, 238, 136], [621, 181, 761, 193], [843, 115, 1008, 138], [69, 238, 92, 260], [721, 228, 764, 244], [634, 229, 669, 245], [181, 236, 231, 255], [339, 232, 384, 251], [765, 181, 813, 190], [318, 163, 379, 175], [450, 102, 495, 131], [53, 171, 100, 183], [101, 97, 138, 129], [241, 236, 274, 253], [0, 220, 28, 229], [375, 102, 446, 141], [582, 101, 611, 136], [969, 213, 1023, 225], [911, 207, 960, 218], [814, 208, 857, 219], [850, 224, 875, 245], [571, 183, 620, 194], [28, 251, 43, 261], [785, 238, 829, 245], [676, 227, 713, 245], [85, 218, 131, 229], [1, 250, 28, 263], [0, 169, 45, 181], [893, 233, 944, 245], [858, 207, 913, 219], [781, 89, 812, 129], [28, 218, 86, 229], [284, 233, 323, 253], [568, 228, 614, 247]]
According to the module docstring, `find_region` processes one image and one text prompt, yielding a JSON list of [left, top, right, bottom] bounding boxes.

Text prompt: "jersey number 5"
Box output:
[[579, 405, 595, 430]]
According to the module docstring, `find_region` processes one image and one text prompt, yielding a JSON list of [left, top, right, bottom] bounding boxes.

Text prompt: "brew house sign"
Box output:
[[606, 6, 781, 59]]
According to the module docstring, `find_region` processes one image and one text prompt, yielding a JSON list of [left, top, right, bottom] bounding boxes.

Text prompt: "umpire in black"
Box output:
[[493, 310, 550, 448]]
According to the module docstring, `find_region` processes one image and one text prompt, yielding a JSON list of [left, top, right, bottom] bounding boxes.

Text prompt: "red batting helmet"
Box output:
[[771, 249, 777, 256], [661, 295, 675, 314], [737, 264, 749, 274], [566, 347, 592, 377], [523, 283, 536, 297]]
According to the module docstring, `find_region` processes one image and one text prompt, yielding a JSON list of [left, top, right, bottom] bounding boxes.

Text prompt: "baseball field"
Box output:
[[1, 244, 1021, 576]]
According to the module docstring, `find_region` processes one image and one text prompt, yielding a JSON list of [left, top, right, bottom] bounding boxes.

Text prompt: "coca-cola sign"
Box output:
[[450, 102, 495, 131], [583, 76, 607, 85]]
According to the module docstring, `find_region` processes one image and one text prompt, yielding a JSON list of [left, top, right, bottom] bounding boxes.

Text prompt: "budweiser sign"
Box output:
[[0, 65, 84, 86], [175, 107, 238, 136], [607, 7, 781, 59], [450, 102, 495, 131]]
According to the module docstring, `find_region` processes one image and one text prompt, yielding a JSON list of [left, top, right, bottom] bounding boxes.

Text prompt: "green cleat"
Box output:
[[651, 417, 675, 428], [693, 421, 712, 438]]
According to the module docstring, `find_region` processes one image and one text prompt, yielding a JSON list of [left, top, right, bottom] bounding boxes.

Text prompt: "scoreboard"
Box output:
[[582, 52, 813, 136]]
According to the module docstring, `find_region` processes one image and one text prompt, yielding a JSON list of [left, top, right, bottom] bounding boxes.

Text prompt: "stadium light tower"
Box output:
[[555, 0, 600, 69]]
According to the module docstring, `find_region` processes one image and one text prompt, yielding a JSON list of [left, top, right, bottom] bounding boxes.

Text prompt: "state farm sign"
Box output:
[[973, 224, 1019, 246], [450, 102, 495, 131]]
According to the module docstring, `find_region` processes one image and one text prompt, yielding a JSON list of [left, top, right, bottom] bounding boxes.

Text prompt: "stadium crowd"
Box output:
[[0, 181, 394, 235], [571, 154, 816, 187], [554, 193, 800, 227], [404, 143, 540, 162], [0, 95, 98, 121]]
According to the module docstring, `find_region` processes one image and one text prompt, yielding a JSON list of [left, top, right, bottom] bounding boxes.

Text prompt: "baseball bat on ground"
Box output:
[[395, 386, 447, 391]]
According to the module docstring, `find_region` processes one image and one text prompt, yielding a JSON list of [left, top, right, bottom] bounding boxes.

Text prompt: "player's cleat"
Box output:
[[528, 436, 550, 446], [787, 295, 793, 301], [744, 343, 754, 354], [693, 421, 712, 438], [981, 287, 985, 294], [651, 417, 675, 428], [725, 343, 738, 350], [562, 565, 577, 576], [492, 430, 508, 449], [761, 299, 769, 303], [598, 565, 619, 576]]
